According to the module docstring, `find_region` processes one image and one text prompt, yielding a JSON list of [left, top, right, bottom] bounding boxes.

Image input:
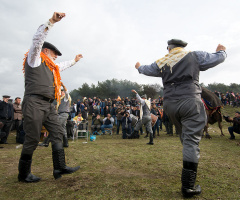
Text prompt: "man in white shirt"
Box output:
[[58, 82, 71, 147], [18, 12, 82, 183], [131, 90, 153, 144]]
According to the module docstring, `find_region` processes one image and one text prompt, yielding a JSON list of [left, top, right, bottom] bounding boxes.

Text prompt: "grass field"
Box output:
[[0, 105, 239, 200]]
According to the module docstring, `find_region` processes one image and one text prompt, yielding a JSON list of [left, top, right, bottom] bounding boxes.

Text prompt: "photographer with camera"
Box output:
[[121, 111, 132, 139], [224, 111, 240, 140]]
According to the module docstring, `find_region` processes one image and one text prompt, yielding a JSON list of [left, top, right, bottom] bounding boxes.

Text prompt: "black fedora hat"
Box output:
[[42, 41, 62, 56]]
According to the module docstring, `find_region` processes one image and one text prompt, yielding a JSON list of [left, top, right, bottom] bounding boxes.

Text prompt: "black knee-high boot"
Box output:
[[63, 135, 69, 148], [144, 131, 149, 138], [147, 132, 154, 145], [133, 130, 140, 139], [52, 143, 80, 179], [181, 161, 201, 198], [18, 154, 41, 183]]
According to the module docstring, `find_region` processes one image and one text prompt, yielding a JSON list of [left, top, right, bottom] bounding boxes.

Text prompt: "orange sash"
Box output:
[[23, 51, 62, 105]]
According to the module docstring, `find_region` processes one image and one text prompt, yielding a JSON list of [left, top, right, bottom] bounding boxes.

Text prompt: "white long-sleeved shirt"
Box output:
[[27, 20, 76, 71]]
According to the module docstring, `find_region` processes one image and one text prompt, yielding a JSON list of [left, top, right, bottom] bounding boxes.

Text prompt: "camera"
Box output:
[[125, 112, 130, 117]]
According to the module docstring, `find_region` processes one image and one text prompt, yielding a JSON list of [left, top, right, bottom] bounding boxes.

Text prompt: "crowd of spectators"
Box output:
[[68, 95, 172, 138], [68, 90, 240, 139], [1, 89, 240, 146], [214, 91, 240, 107]]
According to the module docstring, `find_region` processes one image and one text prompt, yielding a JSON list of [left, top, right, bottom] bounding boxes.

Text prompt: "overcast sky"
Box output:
[[1, 0, 239, 99]]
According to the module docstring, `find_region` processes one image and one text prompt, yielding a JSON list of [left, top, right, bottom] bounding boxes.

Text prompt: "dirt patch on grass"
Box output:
[[101, 165, 171, 180]]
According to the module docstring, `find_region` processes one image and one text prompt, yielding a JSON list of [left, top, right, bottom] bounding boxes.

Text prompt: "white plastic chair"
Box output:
[[74, 121, 88, 141]]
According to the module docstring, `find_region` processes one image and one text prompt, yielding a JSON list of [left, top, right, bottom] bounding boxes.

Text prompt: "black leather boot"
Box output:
[[133, 130, 140, 139], [52, 143, 80, 179], [144, 132, 149, 138], [38, 136, 49, 147], [63, 135, 69, 148], [147, 132, 154, 145], [18, 154, 41, 183], [181, 161, 201, 198], [0, 131, 6, 140]]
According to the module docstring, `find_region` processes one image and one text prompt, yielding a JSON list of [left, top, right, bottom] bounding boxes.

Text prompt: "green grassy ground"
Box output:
[[0, 105, 239, 200]]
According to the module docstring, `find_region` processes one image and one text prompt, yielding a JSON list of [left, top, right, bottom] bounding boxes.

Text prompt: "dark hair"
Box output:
[[15, 97, 21, 100]]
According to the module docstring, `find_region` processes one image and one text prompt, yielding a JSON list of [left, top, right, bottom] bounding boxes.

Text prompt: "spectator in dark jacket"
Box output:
[[121, 112, 132, 139], [92, 105, 100, 123], [116, 106, 124, 134], [225, 111, 240, 140], [0, 95, 14, 144], [0, 122, 6, 146], [91, 114, 102, 133], [104, 105, 111, 117], [82, 106, 88, 120], [111, 104, 117, 125]]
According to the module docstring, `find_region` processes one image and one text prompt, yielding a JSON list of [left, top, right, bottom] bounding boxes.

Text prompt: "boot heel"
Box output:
[[53, 170, 62, 179]]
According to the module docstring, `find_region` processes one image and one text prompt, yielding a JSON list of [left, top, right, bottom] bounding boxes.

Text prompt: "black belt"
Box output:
[[164, 80, 198, 87], [27, 94, 54, 103]]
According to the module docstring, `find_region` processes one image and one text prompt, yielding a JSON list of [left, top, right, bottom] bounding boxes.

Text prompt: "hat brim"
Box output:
[[42, 41, 62, 56]]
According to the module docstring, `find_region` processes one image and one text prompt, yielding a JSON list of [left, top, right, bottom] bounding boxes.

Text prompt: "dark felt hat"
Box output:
[[42, 41, 62, 56], [2, 95, 10, 98], [167, 39, 188, 47], [236, 111, 240, 114], [141, 94, 147, 99]]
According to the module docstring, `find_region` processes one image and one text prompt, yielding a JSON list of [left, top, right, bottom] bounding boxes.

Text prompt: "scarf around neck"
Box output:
[[156, 47, 190, 73], [23, 51, 62, 105]]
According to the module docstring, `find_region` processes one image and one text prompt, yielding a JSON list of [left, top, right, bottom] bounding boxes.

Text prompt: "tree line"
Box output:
[[201, 83, 240, 94], [70, 79, 240, 102]]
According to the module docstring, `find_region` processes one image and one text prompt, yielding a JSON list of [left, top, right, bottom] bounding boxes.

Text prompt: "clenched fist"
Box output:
[[135, 62, 141, 69], [75, 54, 83, 62], [131, 89, 137, 94], [49, 12, 66, 24], [216, 44, 226, 52]]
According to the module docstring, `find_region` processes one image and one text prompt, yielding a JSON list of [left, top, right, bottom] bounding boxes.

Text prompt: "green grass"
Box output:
[[0, 105, 239, 200]]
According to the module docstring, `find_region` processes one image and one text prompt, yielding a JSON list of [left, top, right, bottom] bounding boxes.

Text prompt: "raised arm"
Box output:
[[196, 44, 227, 71], [135, 62, 162, 77], [58, 54, 83, 72], [27, 12, 65, 68], [131, 90, 145, 105], [61, 82, 69, 100]]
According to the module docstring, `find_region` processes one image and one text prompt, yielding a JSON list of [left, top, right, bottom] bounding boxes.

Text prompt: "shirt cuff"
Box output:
[[219, 50, 227, 58], [72, 59, 76, 66], [138, 66, 144, 74], [44, 20, 54, 31]]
